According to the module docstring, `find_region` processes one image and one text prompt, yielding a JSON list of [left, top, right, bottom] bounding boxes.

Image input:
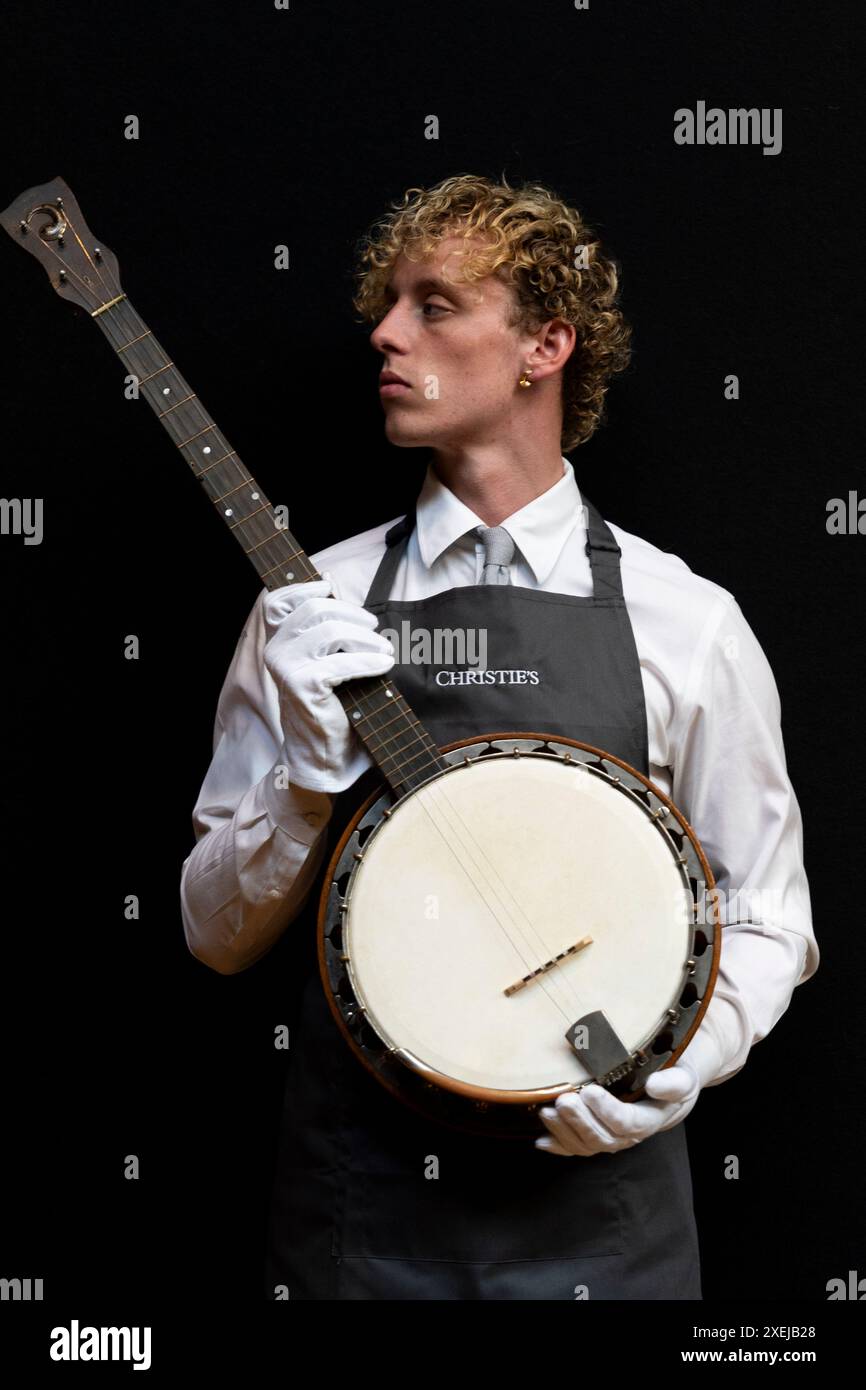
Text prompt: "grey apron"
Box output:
[[265, 493, 702, 1300]]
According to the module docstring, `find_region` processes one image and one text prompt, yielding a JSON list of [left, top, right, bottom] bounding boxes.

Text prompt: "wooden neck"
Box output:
[[92, 295, 447, 797]]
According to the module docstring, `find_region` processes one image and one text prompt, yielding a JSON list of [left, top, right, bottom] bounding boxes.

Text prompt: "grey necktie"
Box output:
[[475, 524, 515, 584]]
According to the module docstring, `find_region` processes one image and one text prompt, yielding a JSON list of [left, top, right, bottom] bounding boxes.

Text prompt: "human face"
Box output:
[[370, 235, 528, 451]]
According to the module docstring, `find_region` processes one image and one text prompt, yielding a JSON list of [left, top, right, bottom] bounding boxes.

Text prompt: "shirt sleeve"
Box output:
[[672, 593, 819, 1087], [180, 587, 335, 975]]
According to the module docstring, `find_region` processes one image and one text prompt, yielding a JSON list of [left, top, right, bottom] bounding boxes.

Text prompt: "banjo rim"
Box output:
[[316, 732, 722, 1117]]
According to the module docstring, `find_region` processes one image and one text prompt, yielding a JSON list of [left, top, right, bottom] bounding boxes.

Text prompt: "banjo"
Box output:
[[3, 177, 722, 1138]]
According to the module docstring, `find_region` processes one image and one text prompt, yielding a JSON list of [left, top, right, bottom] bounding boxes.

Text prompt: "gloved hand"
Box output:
[[262, 574, 396, 794], [534, 1024, 723, 1157]]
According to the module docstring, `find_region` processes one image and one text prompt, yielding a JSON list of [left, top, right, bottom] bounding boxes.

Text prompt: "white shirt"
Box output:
[[180, 457, 819, 1088]]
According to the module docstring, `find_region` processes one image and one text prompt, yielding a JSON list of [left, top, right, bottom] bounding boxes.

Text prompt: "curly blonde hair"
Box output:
[[351, 172, 633, 452]]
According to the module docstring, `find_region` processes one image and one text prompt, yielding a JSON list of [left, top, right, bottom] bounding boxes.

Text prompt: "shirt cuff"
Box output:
[[261, 753, 334, 844]]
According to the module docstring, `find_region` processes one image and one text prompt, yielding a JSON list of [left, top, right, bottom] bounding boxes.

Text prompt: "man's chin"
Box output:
[[383, 420, 433, 449]]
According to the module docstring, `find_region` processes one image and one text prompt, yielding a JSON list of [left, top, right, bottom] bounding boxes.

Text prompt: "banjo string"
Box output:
[[42, 208, 257, 510], [392, 769, 589, 1026]]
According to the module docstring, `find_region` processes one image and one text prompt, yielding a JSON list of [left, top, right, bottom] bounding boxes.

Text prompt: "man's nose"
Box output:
[[370, 304, 408, 354]]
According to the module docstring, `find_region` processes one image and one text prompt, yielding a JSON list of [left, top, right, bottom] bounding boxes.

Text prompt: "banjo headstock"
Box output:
[[0, 176, 123, 314]]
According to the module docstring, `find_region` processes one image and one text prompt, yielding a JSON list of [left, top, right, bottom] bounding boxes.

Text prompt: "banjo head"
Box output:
[[318, 735, 720, 1139]]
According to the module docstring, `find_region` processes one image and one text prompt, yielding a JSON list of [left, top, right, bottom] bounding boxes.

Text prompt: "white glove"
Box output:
[[534, 1024, 723, 1157], [262, 575, 396, 794]]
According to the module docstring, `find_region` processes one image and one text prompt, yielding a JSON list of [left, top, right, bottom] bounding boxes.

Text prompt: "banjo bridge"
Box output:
[[503, 935, 593, 995]]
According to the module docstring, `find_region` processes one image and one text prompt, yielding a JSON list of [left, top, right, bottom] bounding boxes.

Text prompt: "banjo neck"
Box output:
[[2, 175, 446, 799]]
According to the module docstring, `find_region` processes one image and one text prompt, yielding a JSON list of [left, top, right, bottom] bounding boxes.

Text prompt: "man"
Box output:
[[180, 173, 818, 1299]]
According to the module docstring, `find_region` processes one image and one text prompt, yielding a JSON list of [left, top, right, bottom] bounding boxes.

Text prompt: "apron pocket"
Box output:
[[337, 1155, 624, 1262]]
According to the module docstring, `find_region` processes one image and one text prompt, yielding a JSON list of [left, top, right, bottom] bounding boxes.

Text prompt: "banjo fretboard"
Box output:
[[2, 175, 447, 797]]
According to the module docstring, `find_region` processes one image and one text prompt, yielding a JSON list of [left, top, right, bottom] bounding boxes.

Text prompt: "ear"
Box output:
[[526, 317, 577, 377]]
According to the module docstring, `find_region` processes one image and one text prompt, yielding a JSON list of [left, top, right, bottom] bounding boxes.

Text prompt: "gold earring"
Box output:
[[518, 368, 533, 388]]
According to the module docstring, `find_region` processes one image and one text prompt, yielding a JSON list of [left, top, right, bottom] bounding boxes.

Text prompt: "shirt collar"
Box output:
[[414, 456, 584, 584]]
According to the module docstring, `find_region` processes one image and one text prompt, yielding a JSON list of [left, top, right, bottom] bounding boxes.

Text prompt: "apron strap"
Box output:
[[364, 511, 416, 607], [364, 493, 624, 607], [580, 493, 625, 601]]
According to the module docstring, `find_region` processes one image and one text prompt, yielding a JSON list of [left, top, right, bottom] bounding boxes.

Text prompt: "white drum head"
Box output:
[[344, 754, 693, 1093]]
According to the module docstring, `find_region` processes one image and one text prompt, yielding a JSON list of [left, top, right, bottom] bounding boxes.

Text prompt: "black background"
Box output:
[[0, 0, 862, 1329]]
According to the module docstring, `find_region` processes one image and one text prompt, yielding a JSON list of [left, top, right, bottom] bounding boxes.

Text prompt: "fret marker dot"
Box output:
[[251, 492, 259, 500], [285, 571, 294, 580], [162, 386, 171, 395], [202, 446, 211, 454], [385, 688, 394, 697], [352, 711, 361, 720], [225, 508, 232, 517]]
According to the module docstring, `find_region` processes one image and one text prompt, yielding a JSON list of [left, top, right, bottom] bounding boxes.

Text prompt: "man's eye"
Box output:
[[422, 302, 448, 317]]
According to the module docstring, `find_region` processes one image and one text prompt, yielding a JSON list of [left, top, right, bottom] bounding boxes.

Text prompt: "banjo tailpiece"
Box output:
[[566, 1011, 639, 1086]]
